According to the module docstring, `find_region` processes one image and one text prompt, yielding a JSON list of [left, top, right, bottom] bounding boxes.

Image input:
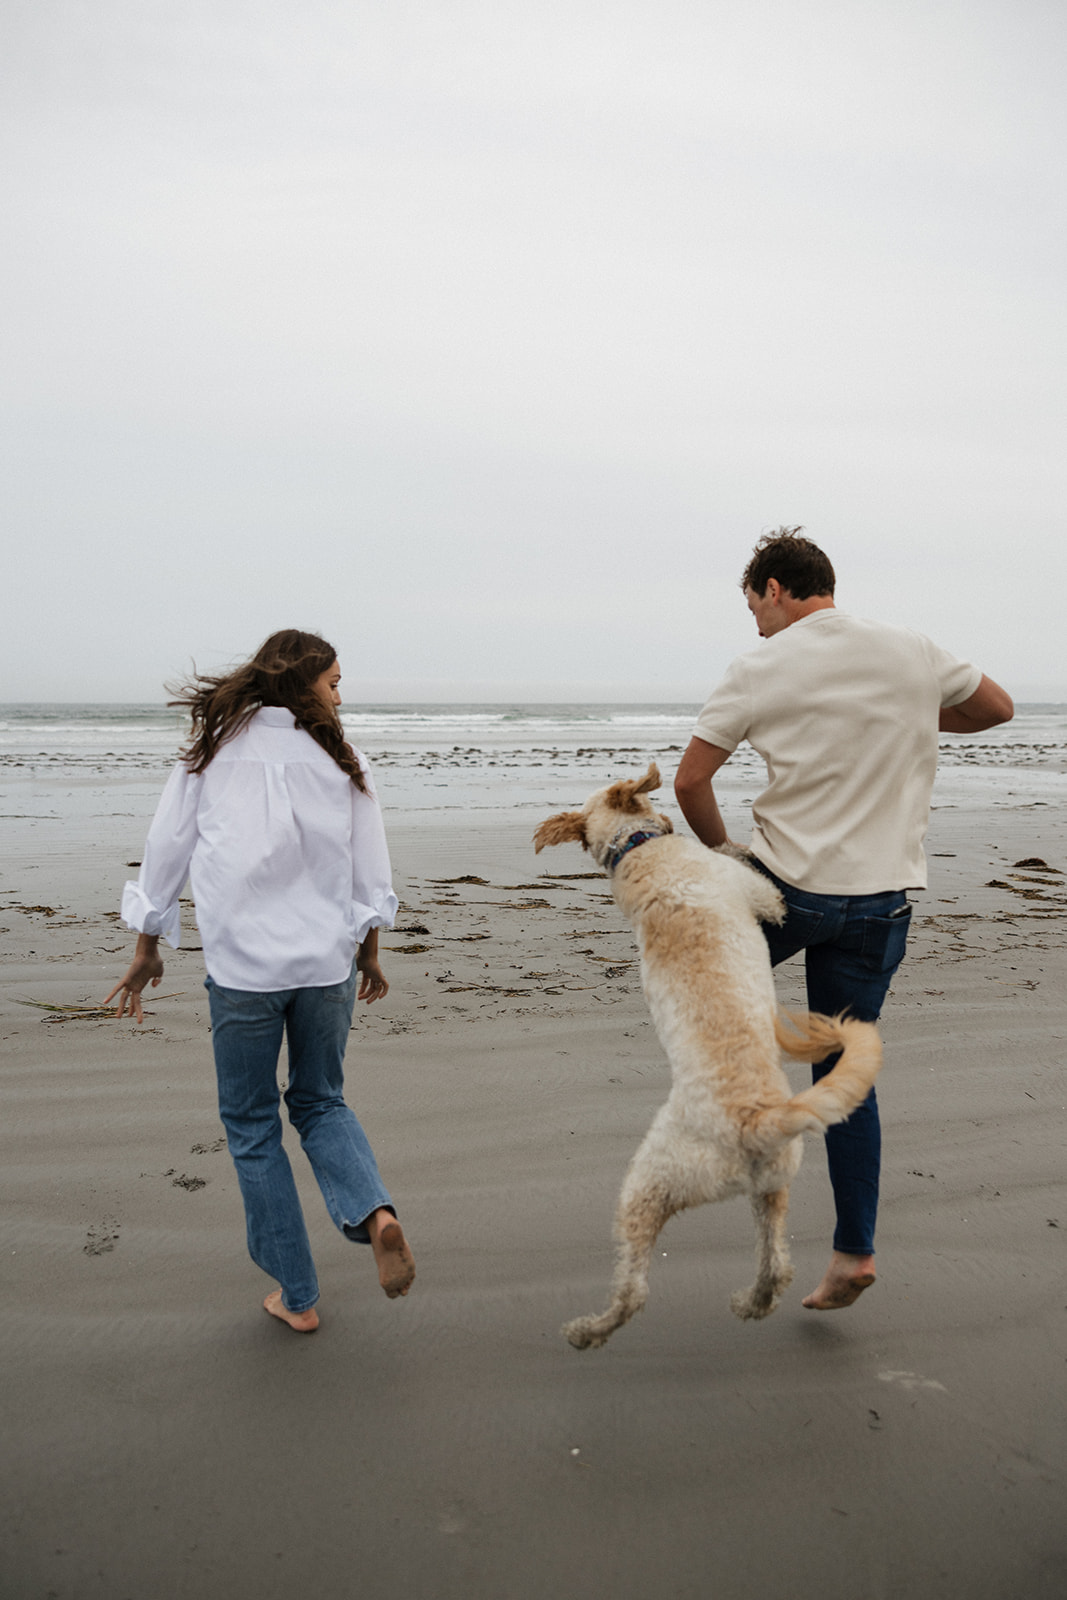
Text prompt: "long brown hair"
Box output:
[[169, 629, 367, 792]]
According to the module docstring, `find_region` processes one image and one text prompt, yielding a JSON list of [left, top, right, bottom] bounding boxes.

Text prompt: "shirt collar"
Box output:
[[790, 607, 841, 629]]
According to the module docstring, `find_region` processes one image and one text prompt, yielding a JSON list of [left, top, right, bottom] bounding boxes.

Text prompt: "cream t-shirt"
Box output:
[[692, 610, 982, 894]]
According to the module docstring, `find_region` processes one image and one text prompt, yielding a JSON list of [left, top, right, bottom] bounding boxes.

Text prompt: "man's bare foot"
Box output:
[[802, 1252, 876, 1310], [263, 1288, 320, 1332], [367, 1209, 416, 1299]]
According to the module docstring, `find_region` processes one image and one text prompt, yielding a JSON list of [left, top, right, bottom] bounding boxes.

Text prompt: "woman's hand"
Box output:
[[356, 956, 389, 1003], [356, 928, 389, 1003], [104, 933, 164, 1024]]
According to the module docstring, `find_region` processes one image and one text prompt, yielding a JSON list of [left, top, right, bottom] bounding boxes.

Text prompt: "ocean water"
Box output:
[[1, 702, 1065, 818]]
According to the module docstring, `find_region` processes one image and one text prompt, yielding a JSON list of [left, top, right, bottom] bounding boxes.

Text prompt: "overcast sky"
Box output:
[[4, 0, 1065, 702]]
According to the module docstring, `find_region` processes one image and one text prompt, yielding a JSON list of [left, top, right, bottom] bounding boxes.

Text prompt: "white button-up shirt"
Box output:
[[121, 708, 398, 991]]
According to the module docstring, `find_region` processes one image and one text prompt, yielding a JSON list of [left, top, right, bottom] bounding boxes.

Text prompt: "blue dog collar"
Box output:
[[604, 828, 666, 874]]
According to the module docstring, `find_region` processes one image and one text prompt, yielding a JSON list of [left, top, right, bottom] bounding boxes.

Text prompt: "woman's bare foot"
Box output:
[[263, 1288, 320, 1332], [802, 1252, 876, 1310], [366, 1209, 416, 1298]]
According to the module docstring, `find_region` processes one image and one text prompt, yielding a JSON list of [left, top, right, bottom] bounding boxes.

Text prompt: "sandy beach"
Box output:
[[5, 0, 1067, 1585], [2, 767, 1066, 1599]]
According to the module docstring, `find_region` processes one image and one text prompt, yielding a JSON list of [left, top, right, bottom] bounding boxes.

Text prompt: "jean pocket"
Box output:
[[765, 904, 826, 964], [860, 906, 912, 973], [780, 906, 827, 942]]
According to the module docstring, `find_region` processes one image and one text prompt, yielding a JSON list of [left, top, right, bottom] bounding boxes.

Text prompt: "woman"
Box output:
[[107, 629, 414, 1332]]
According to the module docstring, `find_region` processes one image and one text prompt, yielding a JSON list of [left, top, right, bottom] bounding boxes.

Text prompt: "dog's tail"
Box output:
[[748, 1012, 882, 1150]]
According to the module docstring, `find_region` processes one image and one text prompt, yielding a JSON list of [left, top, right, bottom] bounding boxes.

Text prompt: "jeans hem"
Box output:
[[281, 1292, 320, 1313], [342, 1202, 397, 1244]]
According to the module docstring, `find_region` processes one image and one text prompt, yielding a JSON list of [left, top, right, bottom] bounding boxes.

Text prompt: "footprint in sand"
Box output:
[[84, 1218, 121, 1255]]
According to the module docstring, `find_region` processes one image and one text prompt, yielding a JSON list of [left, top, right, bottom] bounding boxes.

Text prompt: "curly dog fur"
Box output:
[[534, 763, 882, 1350]]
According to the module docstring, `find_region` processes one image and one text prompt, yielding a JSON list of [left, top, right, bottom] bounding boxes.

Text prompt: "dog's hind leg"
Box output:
[[730, 1187, 794, 1321], [563, 1116, 709, 1350], [563, 1176, 677, 1350]]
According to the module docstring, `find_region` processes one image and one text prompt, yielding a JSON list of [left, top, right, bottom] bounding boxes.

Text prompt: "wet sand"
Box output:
[[2, 796, 1066, 1599]]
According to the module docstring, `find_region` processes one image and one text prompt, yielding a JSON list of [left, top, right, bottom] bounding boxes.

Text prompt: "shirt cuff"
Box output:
[[121, 881, 182, 948], [691, 725, 739, 754], [354, 892, 398, 945]]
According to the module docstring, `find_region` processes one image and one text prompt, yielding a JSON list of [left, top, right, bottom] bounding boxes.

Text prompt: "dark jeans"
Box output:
[[754, 864, 912, 1257]]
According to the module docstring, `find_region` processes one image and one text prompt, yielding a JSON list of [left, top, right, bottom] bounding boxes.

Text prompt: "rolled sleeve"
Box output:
[[122, 764, 202, 948]]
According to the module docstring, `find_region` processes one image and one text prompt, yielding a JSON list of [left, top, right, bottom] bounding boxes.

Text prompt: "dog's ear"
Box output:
[[606, 762, 662, 813], [657, 811, 674, 834], [533, 811, 587, 853]]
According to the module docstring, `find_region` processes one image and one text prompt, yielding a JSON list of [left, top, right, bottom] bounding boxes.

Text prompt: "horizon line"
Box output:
[[3, 691, 1066, 709]]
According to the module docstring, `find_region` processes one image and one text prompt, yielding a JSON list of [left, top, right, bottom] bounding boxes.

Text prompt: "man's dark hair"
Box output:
[[741, 527, 836, 599]]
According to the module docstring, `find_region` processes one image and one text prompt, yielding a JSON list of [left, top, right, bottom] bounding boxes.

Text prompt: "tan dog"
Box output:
[[534, 763, 882, 1349]]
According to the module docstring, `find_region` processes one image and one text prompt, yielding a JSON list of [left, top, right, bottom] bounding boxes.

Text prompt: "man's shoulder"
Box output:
[[822, 613, 969, 667], [770, 611, 938, 657], [721, 612, 961, 696], [725, 609, 867, 667]]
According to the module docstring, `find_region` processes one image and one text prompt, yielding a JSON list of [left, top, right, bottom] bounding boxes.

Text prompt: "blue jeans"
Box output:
[[205, 964, 394, 1313], [754, 865, 912, 1257]]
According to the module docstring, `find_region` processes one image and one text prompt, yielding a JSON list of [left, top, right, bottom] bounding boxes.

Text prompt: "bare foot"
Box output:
[[367, 1210, 416, 1299], [263, 1288, 320, 1332], [802, 1252, 876, 1310]]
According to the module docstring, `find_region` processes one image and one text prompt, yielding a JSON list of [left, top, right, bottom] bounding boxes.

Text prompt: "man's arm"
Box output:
[[939, 674, 1014, 734], [674, 737, 734, 848]]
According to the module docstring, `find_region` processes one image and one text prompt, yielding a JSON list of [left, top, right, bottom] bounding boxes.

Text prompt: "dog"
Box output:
[[533, 763, 882, 1349]]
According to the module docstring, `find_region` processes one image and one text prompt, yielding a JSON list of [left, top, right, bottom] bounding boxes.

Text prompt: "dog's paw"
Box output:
[[729, 1287, 780, 1321], [562, 1316, 608, 1350], [714, 842, 756, 863]]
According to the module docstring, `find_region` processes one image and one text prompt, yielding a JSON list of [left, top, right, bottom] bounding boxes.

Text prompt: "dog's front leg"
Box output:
[[730, 1187, 794, 1320]]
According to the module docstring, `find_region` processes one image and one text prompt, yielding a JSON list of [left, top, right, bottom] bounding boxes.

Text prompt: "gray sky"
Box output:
[[4, 0, 1065, 702]]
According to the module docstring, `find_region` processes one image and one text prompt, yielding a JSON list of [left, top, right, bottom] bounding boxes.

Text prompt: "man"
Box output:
[[674, 529, 1013, 1310]]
